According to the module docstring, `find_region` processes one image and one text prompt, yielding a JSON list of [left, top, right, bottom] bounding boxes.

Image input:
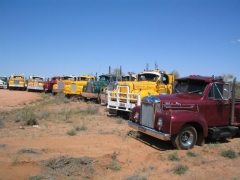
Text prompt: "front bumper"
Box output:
[[81, 92, 98, 99], [0, 84, 7, 89], [128, 120, 170, 141], [27, 86, 44, 91], [9, 84, 25, 88], [52, 88, 64, 93]]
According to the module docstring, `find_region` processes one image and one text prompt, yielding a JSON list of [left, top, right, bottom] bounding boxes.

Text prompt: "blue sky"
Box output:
[[1, 0, 240, 80]]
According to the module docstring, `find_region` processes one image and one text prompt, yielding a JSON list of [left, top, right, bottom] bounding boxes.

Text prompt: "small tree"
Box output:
[[171, 69, 180, 79]]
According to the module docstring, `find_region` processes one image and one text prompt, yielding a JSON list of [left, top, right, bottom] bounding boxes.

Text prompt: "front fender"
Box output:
[[170, 110, 208, 137]]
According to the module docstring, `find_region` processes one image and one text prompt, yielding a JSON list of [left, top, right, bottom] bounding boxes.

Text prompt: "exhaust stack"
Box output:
[[230, 77, 236, 125]]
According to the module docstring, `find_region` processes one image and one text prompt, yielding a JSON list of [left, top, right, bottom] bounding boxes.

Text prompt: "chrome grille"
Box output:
[[14, 80, 19, 84], [140, 102, 154, 128], [71, 84, 76, 91], [58, 82, 64, 89], [86, 83, 92, 93]]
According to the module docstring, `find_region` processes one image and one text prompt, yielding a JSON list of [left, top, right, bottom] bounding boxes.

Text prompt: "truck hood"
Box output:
[[156, 93, 203, 110], [93, 81, 108, 86], [124, 81, 156, 90]]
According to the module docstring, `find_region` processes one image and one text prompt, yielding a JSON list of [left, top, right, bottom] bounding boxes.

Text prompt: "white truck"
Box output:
[[0, 76, 8, 89]]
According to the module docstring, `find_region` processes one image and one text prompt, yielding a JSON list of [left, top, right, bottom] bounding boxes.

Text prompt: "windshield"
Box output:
[[52, 77, 60, 81], [62, 77, 74, 80], [77, 77, 91, 81], [137, 73, 159, 82], [33, 77, 43, 81], [174, 80, 208, 95], [99, 76, 110, 81], [0, 77, 7, 82], [13, 76, 23, 79]]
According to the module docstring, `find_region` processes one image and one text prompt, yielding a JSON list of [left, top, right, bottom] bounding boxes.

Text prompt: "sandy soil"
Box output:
[[0, 89, 240, 180]]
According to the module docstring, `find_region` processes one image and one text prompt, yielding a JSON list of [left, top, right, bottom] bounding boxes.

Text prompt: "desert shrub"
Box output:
[[0, 144, 6, 149], [18, 148, 39, 155], [41, 156, 97, 177], [173, 164, 189, 175], [128, 130, 142, 139], [13, 107, 38, 125], [107, 151, 121, 171], [86, 105, 99, 115], [108, 162, 121, 171], [36, 110, 51, 120], [67, 129, 77, 136], [221, 149, 238, 159], [186, 151, 198, 157], [12, 156, 20, 165], [126, 174, 147, 180], [168, 152, 180, 161], [59, 108, 73, 121], [75, 125, 87, 131], [0, 119, 5, 128], [29, 175, 43, 180], [52, 93, 70, 104]]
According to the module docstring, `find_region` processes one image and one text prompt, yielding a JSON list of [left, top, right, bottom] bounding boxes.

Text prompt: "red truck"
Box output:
[[44, 76, 61, 93], [128, 75, 240, 150]]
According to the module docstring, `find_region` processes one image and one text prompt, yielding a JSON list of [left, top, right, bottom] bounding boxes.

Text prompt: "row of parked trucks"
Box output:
[[2, 66, 240, 150]]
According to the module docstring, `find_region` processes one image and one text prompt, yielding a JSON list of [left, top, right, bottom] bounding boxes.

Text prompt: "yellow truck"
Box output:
[[27, 75, 45, 92], [52, 75, 76, 94], [64, 75, 96, 97], [107, 69, 174, 117], [8, 74, 27, 91], [99, 73, 137, 105]]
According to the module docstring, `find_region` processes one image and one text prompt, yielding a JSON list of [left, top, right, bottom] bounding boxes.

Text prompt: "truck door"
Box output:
[[206, 83, 230, 126]]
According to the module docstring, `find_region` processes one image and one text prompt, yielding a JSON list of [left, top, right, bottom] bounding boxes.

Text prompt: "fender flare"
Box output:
[[171, 110, 208, 137]]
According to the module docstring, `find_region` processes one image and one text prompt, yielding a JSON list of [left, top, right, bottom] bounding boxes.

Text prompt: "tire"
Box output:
[[171, 125, 197, 150]]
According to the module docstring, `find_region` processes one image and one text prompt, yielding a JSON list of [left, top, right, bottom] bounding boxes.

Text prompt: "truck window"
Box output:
[[174, 81, 208, 95], [138, 73, 159, 82], [208, 83, 223, 99]]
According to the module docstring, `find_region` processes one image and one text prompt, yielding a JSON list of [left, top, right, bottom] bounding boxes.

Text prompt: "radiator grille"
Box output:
[[86, 83, 92, 93], [71, 84, 76, 91], [14, 80, 19, 85], [58, 82, 64, 89], [140, 102, 154, 128]]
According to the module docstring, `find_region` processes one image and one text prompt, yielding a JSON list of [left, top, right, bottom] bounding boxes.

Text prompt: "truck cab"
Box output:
[[8, 74, 26, 91], [27, 75, 45, 92], [64, 75, 96, 97], [128, 75, 240, 150], [99, 73, 137, 105], [82, 74, 118, 103], [52, 75, 76, 94], [107, 70, 174, 116], [44, 76, 61, 93], [0, 76, 8, 89]]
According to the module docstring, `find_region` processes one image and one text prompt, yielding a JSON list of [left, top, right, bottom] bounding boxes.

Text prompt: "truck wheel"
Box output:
[[171, 125, 197, 150]]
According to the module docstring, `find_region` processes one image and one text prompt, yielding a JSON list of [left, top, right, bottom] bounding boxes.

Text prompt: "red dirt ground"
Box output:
[[0, 89, 240, 180]]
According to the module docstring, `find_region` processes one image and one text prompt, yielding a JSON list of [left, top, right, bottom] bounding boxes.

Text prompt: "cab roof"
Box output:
[[176, 75, 225, 83]]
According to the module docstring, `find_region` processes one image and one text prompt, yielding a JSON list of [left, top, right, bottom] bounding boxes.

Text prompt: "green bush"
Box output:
[[75, 125, 87, 131], [186, 151, 198, 157], [173, 164, 188, 175], [221, 149, 238, 159], [108, 162, 121, 171], [67, 129, 77, 136], [168, 152, 180, 161]]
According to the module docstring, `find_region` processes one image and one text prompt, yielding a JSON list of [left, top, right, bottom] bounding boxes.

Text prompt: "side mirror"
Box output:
[[223, 84, 230, 100]]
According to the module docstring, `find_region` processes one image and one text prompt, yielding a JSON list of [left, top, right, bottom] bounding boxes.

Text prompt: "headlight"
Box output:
[[134, 112, 139, 122], [157, 117, 163, 130]]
